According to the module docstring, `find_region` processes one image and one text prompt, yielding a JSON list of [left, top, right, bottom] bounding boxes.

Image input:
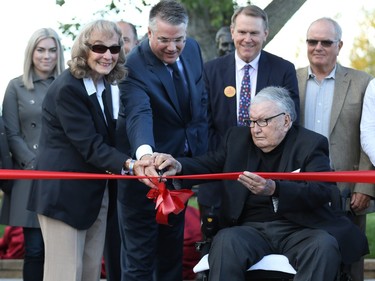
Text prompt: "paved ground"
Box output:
[[0, 279, 374, 281]]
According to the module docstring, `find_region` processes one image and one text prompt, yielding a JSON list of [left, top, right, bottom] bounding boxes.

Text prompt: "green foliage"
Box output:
[[181, 0, 235, 28], [367, 213, 375, 258], [56, 0, 153, 42], [350, 8, 375, 76], [56, 0, 65, 6], [56, 0, 237, 42]]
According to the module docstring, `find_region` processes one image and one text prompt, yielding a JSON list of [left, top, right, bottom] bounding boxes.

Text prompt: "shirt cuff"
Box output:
[[136, 144, 153, 160]]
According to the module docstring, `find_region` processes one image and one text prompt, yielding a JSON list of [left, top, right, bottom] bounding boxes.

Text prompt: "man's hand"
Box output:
[[150, 152, 182, 177], [133, 155, 159, 188], [351, 192, 372, 212], [238, 171, 275, 196]]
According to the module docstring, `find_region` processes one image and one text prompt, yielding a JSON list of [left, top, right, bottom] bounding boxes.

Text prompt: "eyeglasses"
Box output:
[[306, 39, 339, 48], [86, 44, 121, 54], [244, 112, 286, 128], [156, 36, 186, 45]]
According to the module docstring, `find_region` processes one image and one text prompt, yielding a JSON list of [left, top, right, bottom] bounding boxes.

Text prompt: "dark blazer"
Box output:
[[28, 69, 128, 230], [116, 38, 208, 208], [204, 50, 300, 150], [178, 125, 368, 265]]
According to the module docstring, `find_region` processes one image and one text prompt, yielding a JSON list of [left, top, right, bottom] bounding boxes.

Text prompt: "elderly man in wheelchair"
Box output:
[[149, 87, 369, 281]]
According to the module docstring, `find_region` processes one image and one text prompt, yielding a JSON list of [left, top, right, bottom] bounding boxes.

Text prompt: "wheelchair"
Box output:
[[193, 206, 295, 281], [193, 204, 353, 281]]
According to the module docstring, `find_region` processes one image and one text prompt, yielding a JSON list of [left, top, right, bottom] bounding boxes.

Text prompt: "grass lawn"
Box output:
[[366, 212, 375, 258]]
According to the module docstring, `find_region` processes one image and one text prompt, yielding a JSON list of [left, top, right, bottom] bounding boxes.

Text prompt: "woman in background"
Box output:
[[0, 27, 65, 281]]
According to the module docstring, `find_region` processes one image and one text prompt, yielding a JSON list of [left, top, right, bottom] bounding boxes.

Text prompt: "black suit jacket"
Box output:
[[204, 50, 300, 150], [116, 38, 208, 209], [178, 125, 368, 264], [28, 69, 128, 230]]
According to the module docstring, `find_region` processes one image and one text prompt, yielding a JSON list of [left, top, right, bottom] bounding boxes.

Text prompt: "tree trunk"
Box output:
[[187, 0, 308, 62]]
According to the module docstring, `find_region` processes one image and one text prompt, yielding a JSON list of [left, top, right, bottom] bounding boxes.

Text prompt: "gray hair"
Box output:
[[149, 0, 189, 31], [251, 86, 297, 122], [67, 19, 127, 84], [23, 28, 65, 90], [308, 17, 342, 41]]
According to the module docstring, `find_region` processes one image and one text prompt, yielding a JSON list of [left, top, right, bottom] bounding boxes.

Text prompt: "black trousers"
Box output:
[[208, 220, 341, 281]]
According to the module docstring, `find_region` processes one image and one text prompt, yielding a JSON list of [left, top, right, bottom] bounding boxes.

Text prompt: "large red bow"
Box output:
[[146, 181, 194, 225]]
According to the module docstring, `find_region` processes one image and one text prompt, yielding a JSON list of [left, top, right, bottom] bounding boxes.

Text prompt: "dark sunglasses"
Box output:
[[306, 39, 339, 48], [86, 44, 121, 54]]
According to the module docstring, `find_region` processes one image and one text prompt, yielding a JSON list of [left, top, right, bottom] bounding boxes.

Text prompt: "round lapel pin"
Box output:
[[224, 86, 236, 97]]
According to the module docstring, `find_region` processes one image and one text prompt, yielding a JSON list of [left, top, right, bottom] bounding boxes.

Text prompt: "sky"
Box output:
[[1, 0, 375, 102]]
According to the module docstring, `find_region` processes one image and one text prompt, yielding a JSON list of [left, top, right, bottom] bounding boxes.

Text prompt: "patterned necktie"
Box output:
[[238, 64, 251, 126]]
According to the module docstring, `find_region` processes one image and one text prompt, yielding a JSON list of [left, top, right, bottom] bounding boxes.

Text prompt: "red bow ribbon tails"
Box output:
[[146, 181, 194, 225]]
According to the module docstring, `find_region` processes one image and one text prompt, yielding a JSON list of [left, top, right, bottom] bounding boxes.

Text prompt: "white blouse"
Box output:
[[360, 78, 375, 166]]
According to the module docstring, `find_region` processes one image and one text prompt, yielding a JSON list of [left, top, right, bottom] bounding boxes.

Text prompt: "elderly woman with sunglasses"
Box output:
[[27, 19, 156, 281]]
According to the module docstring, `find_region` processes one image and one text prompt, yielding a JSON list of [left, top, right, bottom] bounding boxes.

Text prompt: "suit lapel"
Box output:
[[104, 84, 114, 118], [143, 42, 182, 119], [330, 64, 349, 136], [89, 94, 105, 122], [256, 51, 271, 93], [226, 55, 237, 125], [103, 85, 116, 141], [278, 127, 298, 172], [297, 67, 308, 126]]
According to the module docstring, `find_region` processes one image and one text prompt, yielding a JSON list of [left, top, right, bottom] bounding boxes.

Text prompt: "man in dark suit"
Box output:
[[153, 86, 368, 281], [116, 1, 208, 280], [199, 5, 300, 232]]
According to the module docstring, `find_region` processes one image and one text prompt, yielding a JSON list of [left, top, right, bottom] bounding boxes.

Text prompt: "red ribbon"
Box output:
[[1, 169, 375, 225], [0, 169, 374, 183], [146, 181, 194, 225]]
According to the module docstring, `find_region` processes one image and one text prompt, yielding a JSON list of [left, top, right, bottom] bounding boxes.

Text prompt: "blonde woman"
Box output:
[[0, 27, 65, 281]]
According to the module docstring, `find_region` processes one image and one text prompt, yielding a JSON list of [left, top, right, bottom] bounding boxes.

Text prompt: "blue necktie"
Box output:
[[238, 64, 251, 126], [169, 62, 191, 122]]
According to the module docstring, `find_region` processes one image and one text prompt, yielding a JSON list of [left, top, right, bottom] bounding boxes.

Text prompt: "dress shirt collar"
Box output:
[[307, 64, 337, 80], [83, 77, 105, 96], [234, 51, 260, 72]]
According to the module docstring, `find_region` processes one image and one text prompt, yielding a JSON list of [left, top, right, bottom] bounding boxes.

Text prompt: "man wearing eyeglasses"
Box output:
[[151, 86, 368, 281], [297, 17, 374, 281], [115, 1, 208, 281]]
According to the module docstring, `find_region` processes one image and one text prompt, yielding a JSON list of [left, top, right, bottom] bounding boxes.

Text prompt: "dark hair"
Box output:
[[68, 19, 127, 84], [118, 21, 138, 41], [231, 5, 269, 31], [149, 0, 189, 31]]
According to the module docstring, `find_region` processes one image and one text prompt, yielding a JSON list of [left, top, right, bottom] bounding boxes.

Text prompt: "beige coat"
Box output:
[[297, 64, 374, 213]]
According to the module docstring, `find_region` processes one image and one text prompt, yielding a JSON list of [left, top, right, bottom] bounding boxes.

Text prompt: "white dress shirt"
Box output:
[[360, 78, 375, 165], [304, 66, 335, 139]]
